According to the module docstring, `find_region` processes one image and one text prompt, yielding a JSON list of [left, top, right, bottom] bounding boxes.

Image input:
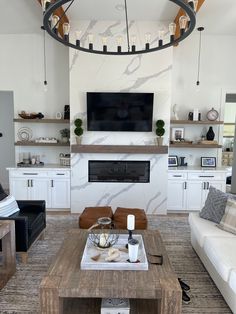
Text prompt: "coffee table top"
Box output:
[[41, 229, 180, 300]]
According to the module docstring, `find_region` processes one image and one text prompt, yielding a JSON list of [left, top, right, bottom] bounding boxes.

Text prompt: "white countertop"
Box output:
[[7, 164, 71, 171], [168, 166, 228, 172]]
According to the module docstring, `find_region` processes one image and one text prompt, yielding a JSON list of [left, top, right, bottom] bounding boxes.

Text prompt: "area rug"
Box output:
[[0, 214, 232, 314]]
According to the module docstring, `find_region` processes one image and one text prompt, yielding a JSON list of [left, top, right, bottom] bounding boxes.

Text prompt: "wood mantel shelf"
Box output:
[[169, 144, 222, 148], [71, 145, 168, 154], [14, 119, 69, 123], [170, 120, 224, 125]]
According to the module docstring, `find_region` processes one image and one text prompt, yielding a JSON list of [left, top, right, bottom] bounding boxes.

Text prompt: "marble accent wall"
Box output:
[[70, 21, 173, 214]]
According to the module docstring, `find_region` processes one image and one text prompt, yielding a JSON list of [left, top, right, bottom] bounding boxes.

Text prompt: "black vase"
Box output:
[[206, 126, 215, 141]]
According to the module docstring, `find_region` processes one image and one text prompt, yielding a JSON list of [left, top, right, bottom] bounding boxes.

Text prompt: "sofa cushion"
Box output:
[[218, 199, 236, 235], [203, 236, 236, 282], [200, 186, 228, 223], [0, 195, 19, 217], [189, 213, 234, 247], [79, 206, 113, 229], [113, 207, 147, 229], [229, 269, 236, 294]]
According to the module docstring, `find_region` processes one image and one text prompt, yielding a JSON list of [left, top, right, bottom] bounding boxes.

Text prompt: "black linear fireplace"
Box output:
[[88, 160, 150, 183]]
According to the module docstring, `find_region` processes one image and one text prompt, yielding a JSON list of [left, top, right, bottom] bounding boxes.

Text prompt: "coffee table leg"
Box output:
[[40, 276, 63, 314], [158, 278, 182, 314]]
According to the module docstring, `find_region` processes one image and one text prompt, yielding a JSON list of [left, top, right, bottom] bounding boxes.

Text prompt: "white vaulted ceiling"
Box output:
[[0, 0, 236, 35]]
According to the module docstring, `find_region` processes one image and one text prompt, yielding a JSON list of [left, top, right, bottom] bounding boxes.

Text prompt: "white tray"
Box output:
[[80, 234, 148, 271]]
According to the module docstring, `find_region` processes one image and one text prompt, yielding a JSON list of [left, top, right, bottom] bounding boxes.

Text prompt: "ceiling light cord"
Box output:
[[196, 26, 204, 86], [43, 29, 47, 90], [124, 0, 130, 52]]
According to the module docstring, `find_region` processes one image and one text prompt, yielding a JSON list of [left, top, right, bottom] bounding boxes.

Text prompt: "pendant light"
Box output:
[[196, 26, 204, 86], [43, 28, 48, 92]]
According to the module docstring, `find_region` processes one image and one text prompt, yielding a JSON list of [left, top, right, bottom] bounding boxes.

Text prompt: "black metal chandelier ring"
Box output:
[[43, 0, 196, 56]]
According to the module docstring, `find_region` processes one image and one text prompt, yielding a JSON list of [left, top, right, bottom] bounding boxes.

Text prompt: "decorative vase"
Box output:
[[76, 136, 82, 145], [156, 137, 163, 146], [206, 126, 215, 141]]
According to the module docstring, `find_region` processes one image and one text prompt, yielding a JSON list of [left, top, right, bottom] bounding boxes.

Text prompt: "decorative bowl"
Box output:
[[18, 113, 38, 119]]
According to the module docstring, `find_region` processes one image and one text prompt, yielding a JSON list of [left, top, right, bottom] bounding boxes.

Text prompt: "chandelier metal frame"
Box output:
[[43, 0, 197, 56]]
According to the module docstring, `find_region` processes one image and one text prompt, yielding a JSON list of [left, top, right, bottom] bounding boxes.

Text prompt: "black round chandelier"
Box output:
[[42, 0, 197, 56]]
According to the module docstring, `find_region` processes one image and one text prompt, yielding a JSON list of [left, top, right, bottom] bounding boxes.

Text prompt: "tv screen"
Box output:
[[87, 92, 154, 132]]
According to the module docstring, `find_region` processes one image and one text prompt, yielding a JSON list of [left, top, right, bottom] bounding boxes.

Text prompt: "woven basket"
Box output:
[[59, 157, 70, 166]]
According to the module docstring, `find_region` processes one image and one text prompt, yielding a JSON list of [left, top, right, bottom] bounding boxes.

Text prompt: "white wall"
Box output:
[[70, 21, 172, 214], [171, 34, 236, 166], [0, 33, 70, 165]]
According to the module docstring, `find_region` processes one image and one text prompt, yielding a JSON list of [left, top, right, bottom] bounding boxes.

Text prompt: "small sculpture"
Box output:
[[173, 104, 179, 120], [105, 248, 120, 262]]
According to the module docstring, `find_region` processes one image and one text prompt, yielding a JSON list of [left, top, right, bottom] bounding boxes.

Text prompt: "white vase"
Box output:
[[156, 137, 163, 146], [76, 136, 82, 145]]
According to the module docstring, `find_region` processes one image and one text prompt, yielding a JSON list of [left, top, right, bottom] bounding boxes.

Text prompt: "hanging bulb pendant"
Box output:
[[196, 27, 204, 87]]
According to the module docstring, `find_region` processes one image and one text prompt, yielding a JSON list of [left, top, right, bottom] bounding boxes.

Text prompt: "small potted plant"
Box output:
[[155, 120, 165, 146], [60, 128, 70, 143], [74, 118, 83, 144]]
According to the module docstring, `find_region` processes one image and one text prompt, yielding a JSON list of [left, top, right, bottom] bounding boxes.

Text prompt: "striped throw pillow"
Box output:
[[0, 195, 20, 217], [217, 199, 236, 235]]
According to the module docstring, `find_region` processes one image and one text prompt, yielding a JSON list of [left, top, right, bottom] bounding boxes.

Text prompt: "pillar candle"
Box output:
[[127, 214, 135, 230]]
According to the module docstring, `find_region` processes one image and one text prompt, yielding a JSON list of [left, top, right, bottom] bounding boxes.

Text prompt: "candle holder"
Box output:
[[125, 229, 133, 249]]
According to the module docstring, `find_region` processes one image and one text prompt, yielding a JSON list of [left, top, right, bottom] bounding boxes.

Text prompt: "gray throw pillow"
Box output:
[[200, 186, 228, 223]]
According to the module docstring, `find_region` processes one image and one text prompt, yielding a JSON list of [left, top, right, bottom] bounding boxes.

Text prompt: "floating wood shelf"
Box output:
[[169, 144, 222, 148], [71, 145, 168, 154], [14, 119, 70, 123], [15, 142, 70, 147], [170, 120, 224, 125]]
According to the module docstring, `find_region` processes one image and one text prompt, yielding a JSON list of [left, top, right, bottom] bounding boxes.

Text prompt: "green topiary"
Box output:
[[74, 118, 83, 137], [156, 119, 165, 137]]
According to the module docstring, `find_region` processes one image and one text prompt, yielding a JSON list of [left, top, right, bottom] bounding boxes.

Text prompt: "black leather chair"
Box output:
[[0, 200, 46, 263]]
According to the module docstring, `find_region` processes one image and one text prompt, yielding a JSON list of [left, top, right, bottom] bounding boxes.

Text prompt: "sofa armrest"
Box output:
[[17, 200, 46, 214], [0, 216, 29, 251]]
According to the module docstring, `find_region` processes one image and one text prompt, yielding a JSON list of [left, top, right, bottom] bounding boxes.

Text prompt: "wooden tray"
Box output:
[[81, 234, 148, 271]]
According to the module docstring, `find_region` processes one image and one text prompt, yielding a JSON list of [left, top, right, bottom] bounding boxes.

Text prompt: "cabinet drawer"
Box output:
[[187, 172, 225, 181], [9, 170, 47, 178], [48, 171, 70, 178], [168, 172, 187, 180]]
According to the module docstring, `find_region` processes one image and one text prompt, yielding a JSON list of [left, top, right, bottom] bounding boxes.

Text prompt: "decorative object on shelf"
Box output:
[[188, 112, 193, 120], [196, 26, 204, 86], [18, 111, 44, 119], [206, 108, 219, 121], [41, 0, 197, 56], [74, 118, 83, 144], [168, 155, 178, 167], [206, 126, 215, 140], [172, 104, 179, 120], [88, 217, 119, 249], [179, 156, 188, 167], [55, 112, 62, 119], [64, 105, 70, 120], [17, 127, 33, 141], [59, 153, 70, 166], [35, 137, 58, 143], [201, 157, 216, 168], [17, 161, 44, 167], [155, 120, 165, 146], [200, 140, 218, 145], [101, 298, 130, 314], [60, 128, 70, 143], [128, 238, 139, 263], [171, 127, 184, 141], [193, 108, 199, 121]]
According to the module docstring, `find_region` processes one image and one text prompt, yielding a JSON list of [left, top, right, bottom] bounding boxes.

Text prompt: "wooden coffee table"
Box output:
[[40, 229, 182, 314], [0, 220, 16, 289]]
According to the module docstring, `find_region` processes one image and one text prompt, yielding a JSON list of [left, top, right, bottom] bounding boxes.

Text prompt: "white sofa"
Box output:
[[189, 212, 236, 314]]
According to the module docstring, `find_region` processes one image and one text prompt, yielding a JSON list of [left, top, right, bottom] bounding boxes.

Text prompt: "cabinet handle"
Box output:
[[184, 182, 187, 189], [56, 173, 65, 176], [27, 179, 30, 187], [203, 182, 206, 190], [23, 173, 38, 175], [207, 182, 210, 189], [199, 175, 215, 178], [31, 180, 33, 187], [51, 180, 54, 188]]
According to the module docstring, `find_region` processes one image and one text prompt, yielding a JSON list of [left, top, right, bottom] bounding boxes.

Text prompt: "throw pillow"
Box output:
[[217, 199, 236, 235], [200, 186, 228, 223], [0, 195, 19, 217], [0, 183, 8, 201]]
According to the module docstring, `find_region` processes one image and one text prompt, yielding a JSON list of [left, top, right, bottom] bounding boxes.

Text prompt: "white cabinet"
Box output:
[[8, 168, 70, 209], [167, 168, 227, 211]]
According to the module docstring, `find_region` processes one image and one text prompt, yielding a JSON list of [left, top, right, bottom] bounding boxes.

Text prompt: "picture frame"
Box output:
[[171, 127, 184, 141], [201, 157, 216, 168], [168, 155, 178, 167]]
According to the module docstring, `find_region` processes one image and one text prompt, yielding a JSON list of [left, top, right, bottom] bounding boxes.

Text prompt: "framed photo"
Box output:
[[168, 155, 178, 167], [171, 128, 184, 141], [201, 157, 216, 168]]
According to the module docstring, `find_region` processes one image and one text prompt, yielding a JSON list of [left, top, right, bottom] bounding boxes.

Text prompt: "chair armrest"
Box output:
[[17, 200, 46, 214], [0, 216, 29, 251]]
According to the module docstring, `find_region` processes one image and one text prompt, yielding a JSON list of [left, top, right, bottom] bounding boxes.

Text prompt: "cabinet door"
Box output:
[[10, 178, 30, 200], [30, 178, 51, 208], [167, 180, 186, 210], [51, 179, 70, 209], [185, 181, 204, 211]]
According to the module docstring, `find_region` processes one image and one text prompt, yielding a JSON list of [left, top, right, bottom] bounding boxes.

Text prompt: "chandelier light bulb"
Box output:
[[63, 23, 70, 36], [187, 0, 194, 9], [41, 0, 50, 12], [88, 34, 94, 50], [193, 0, 198, 12], [102, 37, 107, 45], [158, 29, 165, 46], [169, 23, 176, 36], [145, 33, 151, 43], [131, 35, 136, 45], [116, 36, 123, 46], [179, 15, 188, 35], [75, 30, 81, 46], [52, 15, 60, 32]]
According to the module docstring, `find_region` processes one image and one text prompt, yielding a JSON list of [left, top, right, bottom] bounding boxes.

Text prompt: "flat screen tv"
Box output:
[[87, 92, 154, 132]]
